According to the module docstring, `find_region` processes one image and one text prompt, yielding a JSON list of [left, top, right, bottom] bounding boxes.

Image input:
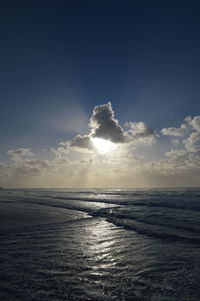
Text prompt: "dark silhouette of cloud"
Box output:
[[71, 135, 94, 151], [90, 102, 126, 143], [71, 102, 156, 150]]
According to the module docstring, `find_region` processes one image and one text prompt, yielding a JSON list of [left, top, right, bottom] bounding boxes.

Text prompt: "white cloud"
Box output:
[[184, 131, 200, 152], [14, 166, 43, 177], [125, 121, 156, 145], [23, 159, 49, 169], [192, 116, 200, 131], [186, 116, 200, 131], [51, 141, 70, 158], [11, 158, 50, 179], [186, 151, 200, 168], [166, 149, 187, 159], [7, 148, 33, 161], [161, 124, 188, 137], [1, 111, 200, 188]]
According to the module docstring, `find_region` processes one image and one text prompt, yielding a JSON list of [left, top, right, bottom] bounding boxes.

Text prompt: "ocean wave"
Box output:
[[1, 188, 200, 244], [1, 189, 200, 300], [105, 217, 200, 244]]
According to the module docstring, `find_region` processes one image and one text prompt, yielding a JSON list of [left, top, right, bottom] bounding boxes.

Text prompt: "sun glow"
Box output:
[[92, 138, 116, 154]]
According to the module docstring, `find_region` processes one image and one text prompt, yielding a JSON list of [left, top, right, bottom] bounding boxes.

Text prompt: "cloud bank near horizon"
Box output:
[[1, 102, 200, 188]]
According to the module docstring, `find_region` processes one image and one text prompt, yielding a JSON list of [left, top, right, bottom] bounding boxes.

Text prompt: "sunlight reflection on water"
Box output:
[[81, 219, 118, 271], [1, 188, 200, 300]]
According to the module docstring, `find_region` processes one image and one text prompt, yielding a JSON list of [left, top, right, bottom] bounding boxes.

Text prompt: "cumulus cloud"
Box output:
[[51, 141, 70, 158], [7, 148, 33, 161], [186, 116, 200, 131], [186, 151, 200, 168], [5, 148, 50, 180], [161, 115, 200, 165], [14, 166, 43, 177], [10, 158, 50, 180], [191, 116, 200, 131], [125, 121, 156, 144], [184, 131, 200, 152], [24, 159, 49, 169], [159, 115, 200, 175], [161, 116, 200, 138], [161, 125, 188, 137], [90, 102, 126, 143], [71, 102, 156, 150], [162, 116, 200, 153], [71, 135, 94, 151], [2, 107, 200, 188], [166, 149, 187, 159]]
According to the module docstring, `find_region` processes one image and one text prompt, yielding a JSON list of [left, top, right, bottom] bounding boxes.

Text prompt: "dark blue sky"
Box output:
[[1, 0, 200, 151]]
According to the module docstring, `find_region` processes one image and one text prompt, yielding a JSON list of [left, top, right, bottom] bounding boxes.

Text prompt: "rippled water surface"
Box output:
[[0, 188, 200, 300]]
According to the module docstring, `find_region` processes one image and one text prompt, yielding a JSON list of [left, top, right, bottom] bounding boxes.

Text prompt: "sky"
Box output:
[[0, 0, 200, 188]]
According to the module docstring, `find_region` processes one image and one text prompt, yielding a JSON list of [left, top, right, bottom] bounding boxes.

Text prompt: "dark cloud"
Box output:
[[71, 102, 155, 150], [90, 102, 126, 143], [71, 135, 94, 151]]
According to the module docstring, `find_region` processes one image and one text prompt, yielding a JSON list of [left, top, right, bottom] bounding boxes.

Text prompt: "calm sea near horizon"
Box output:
[[0, 187, 200, 301]]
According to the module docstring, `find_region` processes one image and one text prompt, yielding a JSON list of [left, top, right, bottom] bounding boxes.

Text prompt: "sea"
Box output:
[[0, 188, 200, 301]]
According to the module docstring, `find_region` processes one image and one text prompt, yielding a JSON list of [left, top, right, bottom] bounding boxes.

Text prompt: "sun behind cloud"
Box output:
[[92, 137, 117, 154], [71, 102, 156, 152]]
